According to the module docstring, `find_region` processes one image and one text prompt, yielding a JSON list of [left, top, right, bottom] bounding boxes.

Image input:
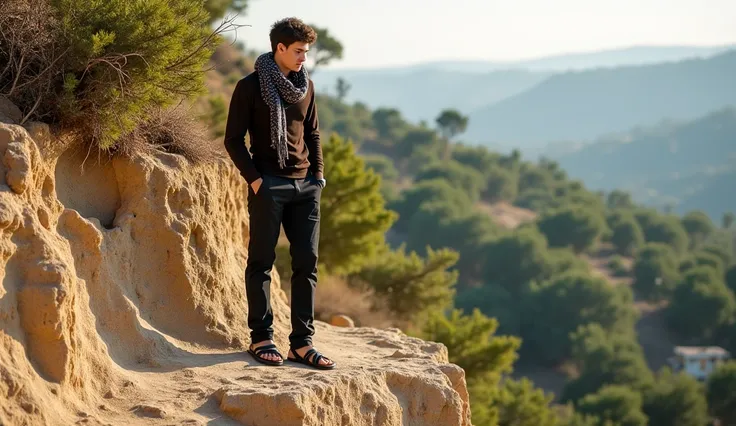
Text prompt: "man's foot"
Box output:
[[248, 340, 283, 365], [288, 345, 335, 369]]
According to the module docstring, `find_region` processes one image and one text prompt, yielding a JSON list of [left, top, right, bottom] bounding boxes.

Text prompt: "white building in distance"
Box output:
[[668, 346, 731, 381]]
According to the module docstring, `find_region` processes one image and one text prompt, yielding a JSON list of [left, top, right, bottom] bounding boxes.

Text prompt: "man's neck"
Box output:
[[274, 55, 290, 76]]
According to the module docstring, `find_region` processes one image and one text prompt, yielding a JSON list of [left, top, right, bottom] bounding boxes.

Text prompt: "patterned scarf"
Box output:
[[254, 52, 310, 169]]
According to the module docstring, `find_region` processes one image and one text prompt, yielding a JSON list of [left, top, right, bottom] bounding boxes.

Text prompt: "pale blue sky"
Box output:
[[233, 0, 736, 69]]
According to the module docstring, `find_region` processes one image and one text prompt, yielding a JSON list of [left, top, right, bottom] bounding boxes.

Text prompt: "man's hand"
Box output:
[[251, 177, 263, 194]]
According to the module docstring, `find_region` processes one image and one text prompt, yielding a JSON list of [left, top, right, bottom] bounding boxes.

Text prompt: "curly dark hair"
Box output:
[[269, 17, 317, 52]]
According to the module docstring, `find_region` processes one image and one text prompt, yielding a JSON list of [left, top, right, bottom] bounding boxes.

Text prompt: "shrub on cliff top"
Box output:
[[1, 0, 230, 152], [120, 105, 222, 164]]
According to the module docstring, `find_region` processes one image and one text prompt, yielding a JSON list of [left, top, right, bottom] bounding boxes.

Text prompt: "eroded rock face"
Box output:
[[0, 117, 471, 426]]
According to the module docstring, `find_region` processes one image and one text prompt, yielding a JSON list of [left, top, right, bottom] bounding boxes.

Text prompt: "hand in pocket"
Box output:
[[251, 177, 263, 194]]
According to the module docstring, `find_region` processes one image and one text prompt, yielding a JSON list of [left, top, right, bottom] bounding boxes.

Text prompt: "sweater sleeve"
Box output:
[[304, 81, 324, 179], [223, 78, 261, 184]]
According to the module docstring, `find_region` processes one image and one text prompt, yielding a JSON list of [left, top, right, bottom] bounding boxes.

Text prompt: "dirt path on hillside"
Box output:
[[634, 300, 677, 371], [584, 246, 676, 372]]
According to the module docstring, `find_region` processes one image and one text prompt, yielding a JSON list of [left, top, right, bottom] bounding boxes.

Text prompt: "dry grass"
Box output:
[[0, 0, 63, 124], [313, 275, 395, 329], [119, 105, 224, 164], [275, 236, 397, 329], [277, 252, 396, 330], [475, 201, 538, 229]]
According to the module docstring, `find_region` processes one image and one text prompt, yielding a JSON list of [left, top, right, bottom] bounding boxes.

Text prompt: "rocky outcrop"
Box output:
[[0, 110, 471, 425]]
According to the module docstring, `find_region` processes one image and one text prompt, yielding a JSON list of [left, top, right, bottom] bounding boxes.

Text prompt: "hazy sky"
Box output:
[[232, 0, 736, 69]]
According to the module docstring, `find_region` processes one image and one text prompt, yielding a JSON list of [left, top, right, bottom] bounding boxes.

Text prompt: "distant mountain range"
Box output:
[[315, 68, 551, 126], [312, 44, 736, 127], [464, 50, 736, 148], [324, 44, 736, 74]]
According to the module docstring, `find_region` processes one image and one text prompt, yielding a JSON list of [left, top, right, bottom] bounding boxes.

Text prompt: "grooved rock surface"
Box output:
[[0, 115, 471, 426]]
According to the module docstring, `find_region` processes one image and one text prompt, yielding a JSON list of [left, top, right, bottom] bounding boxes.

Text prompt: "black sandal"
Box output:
[[288, 347, 335, 370], [247, 343, 284, 366]]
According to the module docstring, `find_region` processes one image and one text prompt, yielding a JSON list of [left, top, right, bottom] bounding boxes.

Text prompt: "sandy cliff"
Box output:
[[0, 103, 471, 426]]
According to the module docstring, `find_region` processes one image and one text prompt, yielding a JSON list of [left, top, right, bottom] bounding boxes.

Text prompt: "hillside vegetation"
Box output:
[[206, 37, 736, 425], [546, 107, 736, 219], [313, 45, 736, 226]]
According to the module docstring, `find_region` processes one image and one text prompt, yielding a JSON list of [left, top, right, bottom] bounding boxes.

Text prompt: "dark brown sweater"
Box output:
[[223, 71, 323, 184]]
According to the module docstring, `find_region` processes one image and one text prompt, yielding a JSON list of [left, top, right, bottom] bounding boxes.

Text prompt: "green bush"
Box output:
[[514, 188, 558, 212], [701, 244, 733, 268], [524, 272, 637, 365], [483, 167, 519, 202], [517, 165, 554, 193], [680, 250, 726, 276], [576, 385, 648, 426], [606, 190, 635, 209], [494, 378, 560, 426], [642, 368, 710, 426], [319, 134, 398, 274], [563, 324, 653, 403], [727, 264, 736, 294], [419, 308, 521, 426], [536, 207, 607, 253], [666, 266, 736, 341], [481, 227, 554, 294], [362, 154, 399, 182], [371, 107, 409, 143], [608, 255, 629, 277], [548, 247, 592, 276], [363, 154, 400, 201], [351, 245, 458, 325], [642, 215, 690, 254], [455, 283, 523, 337], [609, 213, 645, 256], [450, 143, 501, 175], [388, 179, 472, 233], [706, 361, 736, 426], [2, 0, 220, 150], [395, 127, 439, 159], [406, 208, 498, 284], [414, 161, 487, 201], [632, 243, 680, 301], [681, 210, 715, 248]]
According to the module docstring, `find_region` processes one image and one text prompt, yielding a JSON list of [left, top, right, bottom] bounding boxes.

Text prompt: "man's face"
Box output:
[[277, 41, 309, 73]]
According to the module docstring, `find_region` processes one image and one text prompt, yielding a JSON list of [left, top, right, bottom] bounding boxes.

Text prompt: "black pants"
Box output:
[[245, 173, 322, 349]]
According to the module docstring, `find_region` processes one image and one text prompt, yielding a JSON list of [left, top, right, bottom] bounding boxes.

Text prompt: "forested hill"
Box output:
[[204, 41, 736, 426], [546, 107, 736, 219], [463, 50, 736, 148]]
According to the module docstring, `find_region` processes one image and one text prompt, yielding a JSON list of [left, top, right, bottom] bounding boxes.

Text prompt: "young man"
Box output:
[[223, 17, 334, 370]]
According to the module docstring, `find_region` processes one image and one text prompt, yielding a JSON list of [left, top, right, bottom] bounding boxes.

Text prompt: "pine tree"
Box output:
[[350, 245, 458, 326], [420, 308, 521, 426], [318, 133, 397, 274]]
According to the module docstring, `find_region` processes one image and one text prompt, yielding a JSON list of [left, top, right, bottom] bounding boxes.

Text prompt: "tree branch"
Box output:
[[7, 53, 25, 95], [165, 15, 245, 71]]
